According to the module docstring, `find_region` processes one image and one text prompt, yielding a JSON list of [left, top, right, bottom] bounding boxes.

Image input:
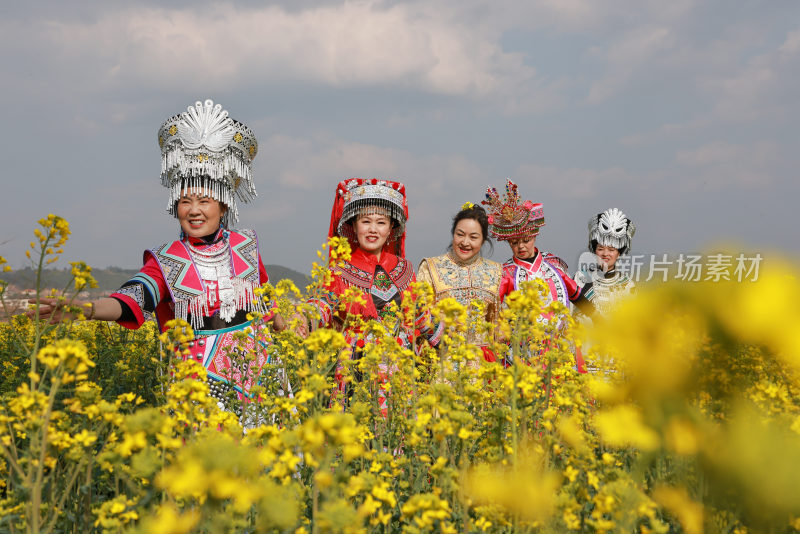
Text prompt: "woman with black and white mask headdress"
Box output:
[[574, 208, 636, 317]]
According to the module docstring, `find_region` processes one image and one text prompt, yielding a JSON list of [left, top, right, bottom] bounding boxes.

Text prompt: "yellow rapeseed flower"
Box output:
[[652, 486, 703, 534], [594, 405, 660, 451], [664, 416, 701, 455]]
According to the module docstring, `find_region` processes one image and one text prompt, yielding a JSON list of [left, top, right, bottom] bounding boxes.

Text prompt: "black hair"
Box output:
[[448, 204, 494, 254], [591, 239, 628, 256]]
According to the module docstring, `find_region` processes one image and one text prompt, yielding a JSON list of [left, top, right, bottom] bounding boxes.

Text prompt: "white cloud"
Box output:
[[464, 0, 694, 33], [260, 133, 483, 192], [780, 29, 800, 54], [5, 2, 542, 102], [676, 141, 739, 166], [263, 135, 405, 189], [2, 0, 798, 269], [6, 0, 795, 119], [611, 22, 800, 144]]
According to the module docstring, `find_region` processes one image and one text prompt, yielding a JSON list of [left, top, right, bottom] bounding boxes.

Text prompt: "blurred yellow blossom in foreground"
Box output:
[[0, 217, 799, 533]]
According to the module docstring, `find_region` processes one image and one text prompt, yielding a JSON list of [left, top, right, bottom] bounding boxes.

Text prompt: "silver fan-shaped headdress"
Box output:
[[157, 99, 258, 226], [588, 208, 635, 254]]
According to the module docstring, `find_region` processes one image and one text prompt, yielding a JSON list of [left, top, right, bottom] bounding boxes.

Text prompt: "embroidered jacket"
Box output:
[[111, 228, 272, 332], [497, 249, 594, 373], [498, 249, 582, 308], [417, 252, 502, 345], [574, 268, 635, 316], [308, 247, 440, 345]]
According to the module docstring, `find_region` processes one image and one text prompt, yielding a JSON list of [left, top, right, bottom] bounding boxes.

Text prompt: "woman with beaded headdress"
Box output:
[[483, 180, 590, 310], [574, 208, 636, 316], [36, 99, 285, 412], [417, 202, 502, 360], [299, 178, 441, 410], [303, 179, 438, 338], [483, 180, 593, 368]]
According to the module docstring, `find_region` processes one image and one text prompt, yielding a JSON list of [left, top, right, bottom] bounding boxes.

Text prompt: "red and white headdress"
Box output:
[[482, 180, 545, 241], [328, 178, 409, 257]]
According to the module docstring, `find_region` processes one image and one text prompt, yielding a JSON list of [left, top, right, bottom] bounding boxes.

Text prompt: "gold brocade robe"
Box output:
[[417, 252, 503, 346]]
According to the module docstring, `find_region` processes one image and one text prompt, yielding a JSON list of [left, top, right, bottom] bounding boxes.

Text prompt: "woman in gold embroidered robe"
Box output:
[[417, 204, 502, 358]]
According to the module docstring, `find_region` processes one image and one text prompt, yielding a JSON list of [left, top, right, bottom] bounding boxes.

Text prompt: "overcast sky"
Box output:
[[1, 0, 797, 277]]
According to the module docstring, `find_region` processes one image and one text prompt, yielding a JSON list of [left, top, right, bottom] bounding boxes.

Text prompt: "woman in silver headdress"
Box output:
[[35, 99, 285, 409], [574, 208, 636, 316], [299, 178, 441, 414], [302, 178, 441, 342]]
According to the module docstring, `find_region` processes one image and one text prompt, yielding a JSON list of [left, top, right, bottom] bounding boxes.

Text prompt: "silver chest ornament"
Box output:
[[188, 240, 238, 323]]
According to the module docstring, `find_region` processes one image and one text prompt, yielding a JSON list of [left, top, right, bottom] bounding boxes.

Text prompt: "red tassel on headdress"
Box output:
[[328, 178, 409, 258], [328, 181, 348, 245]]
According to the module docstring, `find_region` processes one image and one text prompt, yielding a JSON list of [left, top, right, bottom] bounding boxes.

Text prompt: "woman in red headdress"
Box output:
[[303, 178, 440, 341], [300, 178, 441, 410]]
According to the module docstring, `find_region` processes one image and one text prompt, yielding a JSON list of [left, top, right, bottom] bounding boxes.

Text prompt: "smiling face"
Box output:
[[508, 234, 537, 260], [177, 189, 226, 238], [595, 244, 621, 271], [451, 218, 484, 262], [353, 211, 392, 258]]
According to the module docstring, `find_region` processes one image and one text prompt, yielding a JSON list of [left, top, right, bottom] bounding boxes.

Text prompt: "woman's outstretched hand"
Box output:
[[28, 297, 122, 324], [28, 297, 89, 324]]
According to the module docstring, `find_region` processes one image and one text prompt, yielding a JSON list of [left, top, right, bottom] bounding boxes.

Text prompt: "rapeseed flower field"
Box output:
[[1, 215, 799, 533]]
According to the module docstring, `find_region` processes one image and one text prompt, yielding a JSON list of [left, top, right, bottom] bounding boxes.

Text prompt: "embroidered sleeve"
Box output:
[[498, 264, 517, 304], [550, 264, 594, 314], [396, 270, 441, 348], [414, 260, 442, 344], [307, 272, 342, 329], [308, 292, 337, 329], [426, 321, 445, 347], [416, 259, 433, 287], [389, 257, 414, 291], [557, 268, 581, 301], [413, 301, 443, 348], [542, 252, 569, 273], [110, 255, 168, 330], [112, 284, 149, 325]]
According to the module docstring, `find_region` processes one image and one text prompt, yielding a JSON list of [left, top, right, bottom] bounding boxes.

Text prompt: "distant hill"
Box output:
[[3, 265, 310, 295], [264, 265, 311, 290]]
